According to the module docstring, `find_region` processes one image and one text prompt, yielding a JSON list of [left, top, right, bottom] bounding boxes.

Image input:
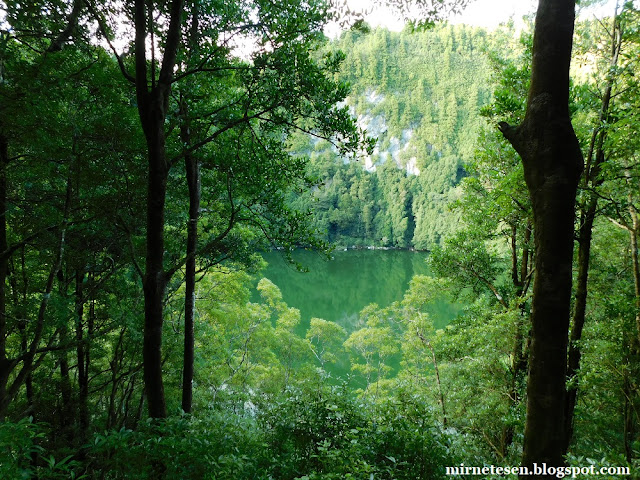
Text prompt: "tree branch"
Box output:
[[47, 0, 83, 52], [85, 0, 136, 83]]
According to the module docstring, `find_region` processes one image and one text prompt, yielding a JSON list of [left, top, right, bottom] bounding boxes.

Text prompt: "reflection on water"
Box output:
[[253, 249, 458, 383], [254, 249, 435, 332]]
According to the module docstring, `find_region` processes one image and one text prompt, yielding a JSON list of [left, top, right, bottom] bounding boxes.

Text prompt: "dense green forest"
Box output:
[[288, 23, 496, 249], [1, 0, 640, 478]]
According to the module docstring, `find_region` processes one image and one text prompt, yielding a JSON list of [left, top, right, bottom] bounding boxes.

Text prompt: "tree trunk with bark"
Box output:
[[0, 134, 9, 419], [180, 98, 200, 414], [499, 0, 583, 474], [180, 3, 200, 413], [75, 270, 90, 438], [624, 207, 640, 461], [503, 221, 532, 456], [564, 13, 620, 448], [133, 0, 183, 419]]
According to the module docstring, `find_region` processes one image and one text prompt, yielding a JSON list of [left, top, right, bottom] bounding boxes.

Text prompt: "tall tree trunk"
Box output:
[[0, 134, 9, 419], [180, 0, 201, 416], [563, 199, 596, 449], [58, 326, 73, 441], [141, 123, 169, 419], [180, 99, 200, 414], [564, 10, 621, 453], [75, 270, 90, 437], [503, 222, 532, 456], [133, 0, 183, 419], [499, 0, 583, 474]]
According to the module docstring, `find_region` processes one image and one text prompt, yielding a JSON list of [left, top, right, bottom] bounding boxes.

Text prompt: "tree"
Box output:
[[593, 3, 640, 458], [344, 304, 400, 398], [399, 275, 449, 426], [0, 0, 83, 419], [306, 317, 347, 369], [564, 3, 625, 453], [92, 0, 369, 418], [124, 0, 184, 420], [498, 0, 584, 473], [0, 1, 147, 422]]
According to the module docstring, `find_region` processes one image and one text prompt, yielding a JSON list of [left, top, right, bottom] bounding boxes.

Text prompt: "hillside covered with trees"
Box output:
[[289, 23, 498, 249], [1, 0, 640, 478]]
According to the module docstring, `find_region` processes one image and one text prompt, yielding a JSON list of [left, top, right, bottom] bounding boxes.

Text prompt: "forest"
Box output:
[[1, 0, 639, 478]]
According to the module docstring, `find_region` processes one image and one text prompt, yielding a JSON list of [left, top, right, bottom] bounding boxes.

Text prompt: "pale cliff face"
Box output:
[[352, 89, 420, 176]]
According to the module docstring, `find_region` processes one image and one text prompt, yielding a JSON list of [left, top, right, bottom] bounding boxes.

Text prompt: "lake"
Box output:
[[255, 249, 455, 333], [253, 249, 458, 383]]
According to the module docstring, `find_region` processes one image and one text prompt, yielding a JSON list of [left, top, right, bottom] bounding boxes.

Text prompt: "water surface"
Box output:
[[256, 249, 452, 332]]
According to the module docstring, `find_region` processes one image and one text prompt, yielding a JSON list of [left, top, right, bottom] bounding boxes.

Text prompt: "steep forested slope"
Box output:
[[290, 24, 500, 249]]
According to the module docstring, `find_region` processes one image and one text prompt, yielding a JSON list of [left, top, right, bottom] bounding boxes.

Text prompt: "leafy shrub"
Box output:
[[258, 384, 452, 479], [16, 385, 453, 479], [88, 412, 265, 479], [0, 417, 86, 479]]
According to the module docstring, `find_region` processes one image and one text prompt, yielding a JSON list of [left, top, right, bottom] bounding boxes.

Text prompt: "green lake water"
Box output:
[[254, 249, 459, 383], [256, 249, 455, 333]]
